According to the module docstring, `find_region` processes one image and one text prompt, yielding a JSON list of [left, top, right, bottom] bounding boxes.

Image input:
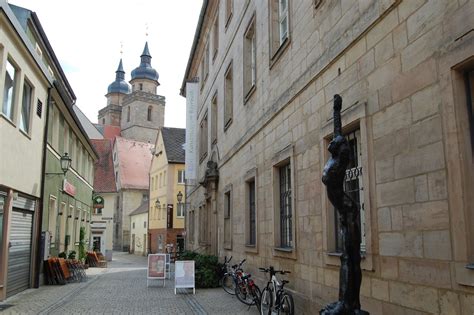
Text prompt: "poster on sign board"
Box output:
[[174, 260, 195, 294], [147, 254, 166, 287]]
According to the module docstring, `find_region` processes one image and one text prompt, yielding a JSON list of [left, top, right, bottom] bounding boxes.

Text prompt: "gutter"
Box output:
[[34, 86, 52, 288], [179, 0, 209, 97]]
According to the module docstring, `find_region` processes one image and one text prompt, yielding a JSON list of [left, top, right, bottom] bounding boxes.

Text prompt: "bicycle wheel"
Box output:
[[260, 287, 272, 315], [278, 293, 294, 315], [221, 274, 236, 295], [251, 284, 262, 313], [235, 280, 255, 305]]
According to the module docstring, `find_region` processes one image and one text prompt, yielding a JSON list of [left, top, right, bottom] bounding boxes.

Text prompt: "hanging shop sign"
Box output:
[[63, 179, 76, 196], [93, 195, 104, 209]]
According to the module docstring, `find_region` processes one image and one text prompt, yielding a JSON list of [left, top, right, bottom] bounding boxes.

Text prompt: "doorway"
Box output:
[[93, 236, 102, 252]]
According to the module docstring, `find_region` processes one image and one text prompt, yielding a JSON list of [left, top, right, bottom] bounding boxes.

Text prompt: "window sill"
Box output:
[[245, 244, 258, 254], [275, 247, 293, 253], [224, 118, 233, 132], [273, 246, 296, 260], [327, 251, 366, 258], [244, 85, 256, 104], [1, 113, 16, 127], [225, 13, 233, 30], [19, 128, 31, 140], [269, 37, 290, 70], [199, 152, 208, 164]]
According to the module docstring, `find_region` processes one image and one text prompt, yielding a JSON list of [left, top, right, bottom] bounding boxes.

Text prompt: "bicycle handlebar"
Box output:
[[259, 266, 291, 275]]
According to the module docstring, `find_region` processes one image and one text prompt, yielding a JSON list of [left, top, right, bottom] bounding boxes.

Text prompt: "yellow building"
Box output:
[[149, 128, 186, 254]]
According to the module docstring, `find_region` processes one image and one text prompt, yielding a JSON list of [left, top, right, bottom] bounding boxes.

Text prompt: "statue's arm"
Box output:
[[333, 94, 342, 137]]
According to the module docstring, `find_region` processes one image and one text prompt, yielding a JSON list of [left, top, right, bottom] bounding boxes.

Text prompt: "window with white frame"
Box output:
[[278, 0, 289, 44], [48, 196, 57, 244], [177, 203, 185, 217], [178, 170, 185, 184], [20, 79, 33, 133], [2, 59, 17, 120], [224, 62, 233, 130], [244, 16, 257, 100], [269, 0, 290, 60]]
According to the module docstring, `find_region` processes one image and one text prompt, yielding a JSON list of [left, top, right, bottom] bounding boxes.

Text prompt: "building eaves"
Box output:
[[0, 3, 53, 85], [162, 127, 185, 164], [129, 202, 149, 216], [180, 0, 209, 97]]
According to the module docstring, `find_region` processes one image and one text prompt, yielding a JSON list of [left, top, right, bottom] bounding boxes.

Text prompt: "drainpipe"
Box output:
[[34, 86, 52, 288]]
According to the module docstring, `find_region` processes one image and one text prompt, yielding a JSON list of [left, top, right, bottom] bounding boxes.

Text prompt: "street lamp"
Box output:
[[60, 153, 72, 175], [46, 152, 72, 176], [177, 191, 183, 203], [155, 198, 160, 208]]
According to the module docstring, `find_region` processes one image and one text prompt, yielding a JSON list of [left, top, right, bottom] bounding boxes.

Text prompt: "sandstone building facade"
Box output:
[[181, 0, 474, 314]]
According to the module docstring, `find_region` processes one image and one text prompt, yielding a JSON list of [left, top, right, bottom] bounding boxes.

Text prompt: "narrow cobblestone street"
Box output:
[[0, 253, 259, 314]]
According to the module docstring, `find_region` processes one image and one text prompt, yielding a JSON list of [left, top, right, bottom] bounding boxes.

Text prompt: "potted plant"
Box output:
[[79, 227, 88, 268]]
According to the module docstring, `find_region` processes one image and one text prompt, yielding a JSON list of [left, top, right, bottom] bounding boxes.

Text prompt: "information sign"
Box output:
[[174, 260, 195, 294]]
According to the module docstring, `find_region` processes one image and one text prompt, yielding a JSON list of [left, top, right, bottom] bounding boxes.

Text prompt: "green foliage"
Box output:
[[58, 252, 67, 259], [68, 250, 76, 259], [79, 227, 86, 263], [177, 251, 223, 288]]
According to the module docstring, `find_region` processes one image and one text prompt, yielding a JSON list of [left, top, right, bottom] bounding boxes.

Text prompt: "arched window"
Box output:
[[139, 83, 143, 91], [127, 106, 130, 122], [147, 106, 152, 121]]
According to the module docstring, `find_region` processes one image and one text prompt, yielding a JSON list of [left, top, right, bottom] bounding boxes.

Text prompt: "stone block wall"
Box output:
[[185, 0, 474, 313]]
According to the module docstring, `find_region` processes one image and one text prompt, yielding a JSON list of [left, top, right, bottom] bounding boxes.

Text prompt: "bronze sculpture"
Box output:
[[320, 95, 368, 315]]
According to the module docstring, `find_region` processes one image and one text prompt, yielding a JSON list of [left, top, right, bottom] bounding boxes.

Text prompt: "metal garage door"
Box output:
[[6, 210, 33, 297]]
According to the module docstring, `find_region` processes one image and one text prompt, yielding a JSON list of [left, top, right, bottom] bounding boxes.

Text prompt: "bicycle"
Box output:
[[220, 256, 246, 295], [235, 272, 262, 311], [259, 266, 294, 315]]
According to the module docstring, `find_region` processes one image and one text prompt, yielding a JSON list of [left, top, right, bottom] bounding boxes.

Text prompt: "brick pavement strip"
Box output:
[[0, 253, 259, 315]]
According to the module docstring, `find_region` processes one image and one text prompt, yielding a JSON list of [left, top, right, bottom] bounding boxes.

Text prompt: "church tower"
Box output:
[[121, 42, 165, 143], [98, 59, 131, 126]]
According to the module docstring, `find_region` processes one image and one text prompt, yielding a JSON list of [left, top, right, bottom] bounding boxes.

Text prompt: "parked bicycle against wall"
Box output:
[[220, 256, 246, 295], [235, 271, 262, 312], [259, 266, 294, 315]]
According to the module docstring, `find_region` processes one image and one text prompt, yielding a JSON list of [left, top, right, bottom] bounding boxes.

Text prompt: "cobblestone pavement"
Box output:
[[0, 252, 259, 315]]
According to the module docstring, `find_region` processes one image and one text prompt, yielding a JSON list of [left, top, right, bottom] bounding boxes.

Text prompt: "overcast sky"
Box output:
[[9, 0, 203, 128]]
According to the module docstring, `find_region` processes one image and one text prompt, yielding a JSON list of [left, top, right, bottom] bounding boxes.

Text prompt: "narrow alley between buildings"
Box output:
[[0, 252, 258, 315]]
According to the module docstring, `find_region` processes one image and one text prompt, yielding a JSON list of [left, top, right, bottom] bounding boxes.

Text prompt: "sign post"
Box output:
[[147, 254, 166, 287], [174, 260, 195, 294]]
